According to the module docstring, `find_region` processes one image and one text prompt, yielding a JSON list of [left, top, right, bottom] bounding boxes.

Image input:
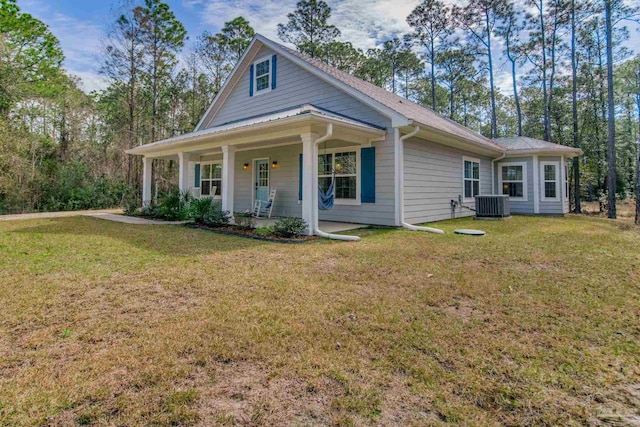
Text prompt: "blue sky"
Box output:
[[17, 0, 640, 94]]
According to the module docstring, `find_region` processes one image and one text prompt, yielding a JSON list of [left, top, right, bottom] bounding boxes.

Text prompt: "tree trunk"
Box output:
[[635, 66, 640, 224], [571, 0, 581, 213], [605, 0, 616, 219], [539, 0, 551, 142], [510, 56, 522, 136], [485, 9, 497, 138], [430, 38, 436, 110]]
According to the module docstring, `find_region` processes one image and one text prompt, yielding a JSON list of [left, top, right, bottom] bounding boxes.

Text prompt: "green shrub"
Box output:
[[234, 212, 255, 229], [253, 226, 275, 237], [189, 198, 215, 224], [141, 188, 192, 221], [273, 217, 307, 238], [190, 198, 231, 227]]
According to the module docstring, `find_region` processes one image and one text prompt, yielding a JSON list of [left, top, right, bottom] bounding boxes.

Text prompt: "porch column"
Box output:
[[221, 145, 235, 215], [178, 152, 191, 194], [142, 156, 152, 206], [301, 132, 318, 235]]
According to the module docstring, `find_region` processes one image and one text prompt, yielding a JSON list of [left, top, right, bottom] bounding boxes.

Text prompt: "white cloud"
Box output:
[[69, 70, 110, 93], [189, 0, 421, 50]]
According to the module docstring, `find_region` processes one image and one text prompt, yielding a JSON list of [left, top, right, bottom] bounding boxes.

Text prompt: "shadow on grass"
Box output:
[[7, 216, 268, 257]]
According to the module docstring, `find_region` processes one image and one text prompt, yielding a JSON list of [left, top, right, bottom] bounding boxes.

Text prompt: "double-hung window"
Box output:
[[254, 57, 271, 94], [200, 163, 222, 197], [318, 150, 359, 203], [500, 162, 527, 200], [541, 161, 559, 201], [463, 157, 480, 200]]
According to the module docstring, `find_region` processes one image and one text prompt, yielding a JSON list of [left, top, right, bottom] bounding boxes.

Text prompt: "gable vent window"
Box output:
[[253, 57, 271, 95]]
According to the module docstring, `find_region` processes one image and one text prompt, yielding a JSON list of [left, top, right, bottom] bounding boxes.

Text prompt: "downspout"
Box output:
[[313, 123, 360, 241], [398, 126, 445, 234], [491, 153, 506, 194]]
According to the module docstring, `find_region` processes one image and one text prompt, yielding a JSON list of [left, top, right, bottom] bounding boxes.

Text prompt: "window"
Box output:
[[499, 162, 527, 200], [463, 157, 480, 200], [541, 161, 559, 201], [200, 163, 222, 197], [318, 149, 359, 203], [253, 57, 270, 94]]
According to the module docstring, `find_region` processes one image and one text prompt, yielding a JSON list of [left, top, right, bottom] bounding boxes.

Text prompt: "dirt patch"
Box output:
[[441, 299, 483, 321], [593, 384, 640, 427], [194, 361, 346, 426]]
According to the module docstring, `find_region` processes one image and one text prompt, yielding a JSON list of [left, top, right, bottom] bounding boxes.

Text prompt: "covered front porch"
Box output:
[[127, 105, 386, 236]]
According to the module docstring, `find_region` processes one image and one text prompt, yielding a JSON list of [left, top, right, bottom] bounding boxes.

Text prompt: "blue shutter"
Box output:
[[249, 64, 254, 97], [361, 147, 375, 203], [298, 153, 303, 201], [194, 164, 201, 188], [271, 55, 277, 89]]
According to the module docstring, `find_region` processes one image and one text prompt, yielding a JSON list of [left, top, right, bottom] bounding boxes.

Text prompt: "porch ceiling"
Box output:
[[126, 105, 386, 159]]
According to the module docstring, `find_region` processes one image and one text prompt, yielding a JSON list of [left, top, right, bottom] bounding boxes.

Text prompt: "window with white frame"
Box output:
[[541, 161, 559, 200], [254, 57, 270, 94], [200, 163, 222, 197], [463, 157, 480, 200], [500, 162, 527, 200], [318, 150, 358, 202]]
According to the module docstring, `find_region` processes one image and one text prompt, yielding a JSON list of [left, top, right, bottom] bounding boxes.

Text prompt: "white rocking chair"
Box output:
[[253, 187, 277, 218]]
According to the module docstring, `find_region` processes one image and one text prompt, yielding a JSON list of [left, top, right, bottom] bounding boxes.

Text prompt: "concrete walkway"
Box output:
[[0, 208, 121, 221]]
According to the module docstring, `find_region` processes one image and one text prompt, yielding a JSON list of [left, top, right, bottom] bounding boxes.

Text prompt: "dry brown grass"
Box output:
[[582, 199, 637, 219], [0, 215, 639, 426]]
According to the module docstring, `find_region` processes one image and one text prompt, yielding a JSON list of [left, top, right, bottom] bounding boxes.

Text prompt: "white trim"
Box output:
[[498, 161, 528, 202], [462, 156, 481, 202], [317, 146, 361, 206], [252, 55, 272, 96], [540, 161, 560, 202], [251, 157, 270, 208], [533, 156, 540, 213]]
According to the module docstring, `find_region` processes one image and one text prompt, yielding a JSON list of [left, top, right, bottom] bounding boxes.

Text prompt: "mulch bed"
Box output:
[[187, 223, 317, 243]]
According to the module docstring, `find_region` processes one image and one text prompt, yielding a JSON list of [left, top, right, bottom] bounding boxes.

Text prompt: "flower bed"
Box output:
[[187, 223, 316, 243]]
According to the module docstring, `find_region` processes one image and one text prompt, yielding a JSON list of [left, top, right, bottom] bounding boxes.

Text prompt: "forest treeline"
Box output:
[[0, 0, 639, 221]]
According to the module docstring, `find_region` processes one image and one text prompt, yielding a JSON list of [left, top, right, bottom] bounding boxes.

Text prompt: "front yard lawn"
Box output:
[[0, 215, 638, 426]]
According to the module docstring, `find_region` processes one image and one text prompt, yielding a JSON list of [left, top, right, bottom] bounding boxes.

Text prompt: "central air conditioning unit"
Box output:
[[475, 195, 510, 218]]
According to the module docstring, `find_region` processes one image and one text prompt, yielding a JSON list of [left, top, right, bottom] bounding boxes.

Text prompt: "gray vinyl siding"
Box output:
[[207, 46, 389, 128], [539, 155, 566, 215], [495, 157, 535, 214], [318, 131, 396, 226], [403, 137, 492, 223], [194, 136, 397, 226]]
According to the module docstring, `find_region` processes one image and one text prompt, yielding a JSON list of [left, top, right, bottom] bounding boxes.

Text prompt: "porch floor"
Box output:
[[254, 218, 367, 233]]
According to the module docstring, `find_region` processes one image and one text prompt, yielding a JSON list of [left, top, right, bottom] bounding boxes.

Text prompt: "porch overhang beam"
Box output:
[[126, 112, 385, 158]]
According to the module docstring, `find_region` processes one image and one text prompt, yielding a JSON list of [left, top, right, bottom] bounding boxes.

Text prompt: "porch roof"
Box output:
[[126, 105, 386, 157], [495, 136, 583, 157]]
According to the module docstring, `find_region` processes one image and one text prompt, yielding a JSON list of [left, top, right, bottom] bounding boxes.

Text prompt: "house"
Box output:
[[127, 34, 581, 237]]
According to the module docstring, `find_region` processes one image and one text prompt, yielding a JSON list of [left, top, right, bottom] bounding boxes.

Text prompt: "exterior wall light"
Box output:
[[271, 161, 279, 169], [243, 163, 250, 171]]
